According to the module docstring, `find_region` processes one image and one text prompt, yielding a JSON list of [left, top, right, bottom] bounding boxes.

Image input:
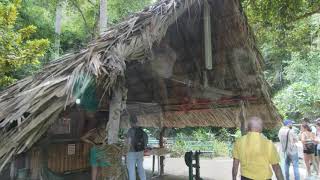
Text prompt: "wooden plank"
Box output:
[[60, 144, 64, 173], [46, 142, 92, 173]]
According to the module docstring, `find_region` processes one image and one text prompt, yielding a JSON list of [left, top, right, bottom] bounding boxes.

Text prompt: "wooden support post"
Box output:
[[152, 155, 155, 175], [159, 128, 166, 175], [107, 87, 123, 144], [10, 158, 15, 180], [239, 101, 247, 135], [240, 116, 246, 136], [158, 79, 168, 105], [203, 70, 208, 88], [204, 0, 212, 70]]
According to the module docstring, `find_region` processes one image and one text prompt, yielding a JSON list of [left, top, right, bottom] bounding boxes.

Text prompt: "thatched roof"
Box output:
[[0, 0, 281, 170]]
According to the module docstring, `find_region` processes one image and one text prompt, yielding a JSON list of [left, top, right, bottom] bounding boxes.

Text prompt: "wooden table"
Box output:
[[146, 148, 171, 178]]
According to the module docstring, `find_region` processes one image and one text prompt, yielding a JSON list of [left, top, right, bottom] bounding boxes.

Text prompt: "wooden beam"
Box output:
[[239, 101, 247, 135], [107, 87, 123, 144], [204, 0, 212, 70], [158, 79, 169, 105]]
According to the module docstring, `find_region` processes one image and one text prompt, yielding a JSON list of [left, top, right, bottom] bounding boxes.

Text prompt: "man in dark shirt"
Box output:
[[126, 115, 148, 180]]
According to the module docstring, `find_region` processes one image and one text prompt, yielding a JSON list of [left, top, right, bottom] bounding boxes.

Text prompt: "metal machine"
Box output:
[[184, 151, 212, 180]]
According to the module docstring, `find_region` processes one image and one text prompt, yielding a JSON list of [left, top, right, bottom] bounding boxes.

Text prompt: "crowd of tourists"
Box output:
[[278, 117, 320, 180], [83, 113, 320, 180], [232, 116, 320, 180]]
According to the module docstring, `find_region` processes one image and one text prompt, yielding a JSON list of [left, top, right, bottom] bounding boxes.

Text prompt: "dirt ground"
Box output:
[[144, 157, 237, 180], [144, 157, 311, 180]]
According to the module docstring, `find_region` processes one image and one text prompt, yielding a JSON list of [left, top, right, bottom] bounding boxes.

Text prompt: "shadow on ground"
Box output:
[[146, 170, 189, 180]]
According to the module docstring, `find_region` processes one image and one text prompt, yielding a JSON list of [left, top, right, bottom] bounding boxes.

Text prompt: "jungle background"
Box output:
[[0, 0, 319, 156]]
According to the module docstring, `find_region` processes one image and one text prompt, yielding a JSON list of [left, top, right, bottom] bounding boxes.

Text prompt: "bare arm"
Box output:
[[272, 164, 284, 180], [301, 132, 306, 144], [232, 158, 240, 180]]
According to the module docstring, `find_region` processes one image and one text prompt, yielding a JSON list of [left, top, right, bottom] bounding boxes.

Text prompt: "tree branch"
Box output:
[[87, 0, 95, 6], [290, 6, 320, 23], [71, 0, 94, 37]]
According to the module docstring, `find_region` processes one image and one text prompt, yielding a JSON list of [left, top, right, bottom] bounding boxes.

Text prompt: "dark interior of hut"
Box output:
[[125, 1, 263, 116]]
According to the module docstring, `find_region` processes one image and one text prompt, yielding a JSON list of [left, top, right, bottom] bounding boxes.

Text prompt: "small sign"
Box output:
[[67, 144, 76, 155]]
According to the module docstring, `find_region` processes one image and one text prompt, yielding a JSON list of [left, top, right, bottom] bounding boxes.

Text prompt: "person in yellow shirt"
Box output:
[[232, 117, 284, 180]]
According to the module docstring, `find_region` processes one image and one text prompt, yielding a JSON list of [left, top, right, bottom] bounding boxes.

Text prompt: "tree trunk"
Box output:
[[107, 87, 122, 144], [54, 1, 63, 59], [99, 0, 108, 35]]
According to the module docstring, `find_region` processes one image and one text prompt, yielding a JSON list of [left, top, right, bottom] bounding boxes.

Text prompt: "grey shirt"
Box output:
[[278, 127, 298, 155], [127, 127, 148, 152]]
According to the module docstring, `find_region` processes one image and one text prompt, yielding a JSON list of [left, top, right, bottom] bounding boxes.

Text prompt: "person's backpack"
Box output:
[[132, 128, 145, 152]]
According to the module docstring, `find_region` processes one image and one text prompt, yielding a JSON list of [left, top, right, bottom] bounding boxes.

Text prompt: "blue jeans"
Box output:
[[285, 153, 300, 180], [127, 151, 146, 180]]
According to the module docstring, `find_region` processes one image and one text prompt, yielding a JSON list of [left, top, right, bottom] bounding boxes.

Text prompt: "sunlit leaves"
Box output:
[[108, 0, 152, 24], [274, 82, 320, 119], [243, 0, 320, 26], [285, 51, 320, 83], [242, 0, 320, 119], [273, 50, 320, 119], [0, 1, 49, 88]]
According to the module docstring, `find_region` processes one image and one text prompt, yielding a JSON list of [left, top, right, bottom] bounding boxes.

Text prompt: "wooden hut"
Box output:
[[0, 0, 281, 179]]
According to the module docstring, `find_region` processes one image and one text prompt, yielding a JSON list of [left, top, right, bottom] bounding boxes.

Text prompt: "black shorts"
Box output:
[[304, 143, 315, 154], [304, 149, 315, 154], [315, 146, 318, 156]]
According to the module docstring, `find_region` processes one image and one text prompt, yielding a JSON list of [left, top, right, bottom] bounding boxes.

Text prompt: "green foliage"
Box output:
[[243, 0, 320, 26], [274, 82, 319, 119], [0, 0, 49, 88], [273, 49, 320, 119], [16, 0, 153, 57], [285, 51, 320, 84], [262, 127, 281, 142], [192, 128, 215, 141], [0, 0, 153, 88], [108, 0, 152, 24], [243, 1, 320, 120], [170, 128, 230, 158]]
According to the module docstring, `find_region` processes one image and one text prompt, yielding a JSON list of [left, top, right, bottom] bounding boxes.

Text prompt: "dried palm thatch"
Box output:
[[0, 0, 196, 170], [0, 0, 281, 171], [96, 144, 128, 180]]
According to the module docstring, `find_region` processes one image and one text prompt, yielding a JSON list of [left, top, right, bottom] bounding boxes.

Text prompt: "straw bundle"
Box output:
[[96, 144, 128, 180]]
